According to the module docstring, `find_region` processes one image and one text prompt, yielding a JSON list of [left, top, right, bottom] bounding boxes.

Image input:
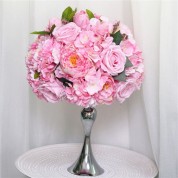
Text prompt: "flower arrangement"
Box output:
[[26, 7, 144, 107]]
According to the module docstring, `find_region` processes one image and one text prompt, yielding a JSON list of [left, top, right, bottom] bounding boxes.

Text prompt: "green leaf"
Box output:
[[34, 71, 40, 79], [111, 31, 123, 45], [61, 6, 76, 22], [62, 6, 73, 19], [31, 24, 55, 36], [49, 24, 56, 34], [86, 9, 94, 19], [68, 11, 75, 22], [113, 71, 127, 82], [31, 31, 50, 35], [125, 57, 133, 68]]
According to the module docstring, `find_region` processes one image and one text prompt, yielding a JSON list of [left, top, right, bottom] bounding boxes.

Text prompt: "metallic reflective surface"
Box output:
[[68, 107, 104, 176]]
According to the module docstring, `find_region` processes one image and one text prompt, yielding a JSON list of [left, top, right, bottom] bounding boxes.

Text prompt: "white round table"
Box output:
[[16, 144, 158, 178]]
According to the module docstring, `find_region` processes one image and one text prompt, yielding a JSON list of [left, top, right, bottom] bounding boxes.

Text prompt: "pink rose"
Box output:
[[73, 10, 90, 29], [101, 45, 126, 75], [53, 22, 81, 44], [116, 81, 137, 103]]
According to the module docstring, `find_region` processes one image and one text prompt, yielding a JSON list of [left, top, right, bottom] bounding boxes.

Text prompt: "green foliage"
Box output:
[[49, 24, 56, 34], [112, 58, 133, 82], [31, 31, 50, 35], [31, 25, 56, 36], [62, 6, 77, 22], [34, 71, 40, 79], [86, 9, 94, 19], [125, 57, 133, 68], [111, 31, 123, 45], [113, 71, 126, 82]]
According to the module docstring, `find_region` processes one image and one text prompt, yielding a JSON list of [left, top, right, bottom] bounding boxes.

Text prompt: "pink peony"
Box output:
[[65, 78, 93, 107], [96, 76, 115, 105], [38, 81, 65, 103], [53, 22, 81, 44], [60, 45, 93, 78], [101, 45, 126, 76], [73, 10, 90, 29]]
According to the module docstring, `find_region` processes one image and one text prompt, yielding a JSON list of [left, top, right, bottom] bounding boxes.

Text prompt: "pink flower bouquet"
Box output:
[[26, 7, 144, 107]]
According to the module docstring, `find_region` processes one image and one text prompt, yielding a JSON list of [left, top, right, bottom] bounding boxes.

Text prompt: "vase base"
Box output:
[[67, 162, 104, 176], [67, 140, 104, 176]]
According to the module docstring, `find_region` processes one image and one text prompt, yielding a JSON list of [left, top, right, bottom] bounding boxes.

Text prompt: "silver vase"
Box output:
[[68, 107, 104, 176]]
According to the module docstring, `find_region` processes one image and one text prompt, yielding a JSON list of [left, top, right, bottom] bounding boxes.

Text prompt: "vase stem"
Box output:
[[67, 107, 104, 176]]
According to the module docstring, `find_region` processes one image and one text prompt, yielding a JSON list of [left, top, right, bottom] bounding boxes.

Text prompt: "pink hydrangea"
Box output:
[[85, 68, 108, 95], [89, 18, 113, 36], [74, 31, 96, 48], [119, 23, 133, 37], [26, 8, 144, 107], [120, 39, 136, 57]]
